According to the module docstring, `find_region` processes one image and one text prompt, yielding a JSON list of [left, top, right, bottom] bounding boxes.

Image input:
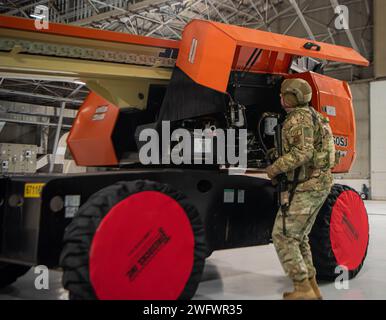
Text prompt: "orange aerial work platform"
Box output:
[[0, 15, 371, 301]]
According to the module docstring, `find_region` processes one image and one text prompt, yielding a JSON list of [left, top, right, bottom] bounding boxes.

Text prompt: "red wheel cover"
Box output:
[[330, 190, 369, 270], [89, 191, 195, 300]]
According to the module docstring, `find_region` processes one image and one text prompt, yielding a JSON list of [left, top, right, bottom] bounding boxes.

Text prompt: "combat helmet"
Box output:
[[281, 78, 313, 107]]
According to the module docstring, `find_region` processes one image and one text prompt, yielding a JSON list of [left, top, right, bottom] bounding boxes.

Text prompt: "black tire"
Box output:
[[310, 184, 369, 281], [60, 180, 207, 300], [0, 263, 30, 288]]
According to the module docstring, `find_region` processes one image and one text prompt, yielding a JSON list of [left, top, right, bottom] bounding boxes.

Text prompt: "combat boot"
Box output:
[[283, 279, 318, 300], [308, 276, 323, 300]]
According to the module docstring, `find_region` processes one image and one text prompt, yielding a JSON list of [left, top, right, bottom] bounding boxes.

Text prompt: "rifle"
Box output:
[[274, 121, 290, 236]]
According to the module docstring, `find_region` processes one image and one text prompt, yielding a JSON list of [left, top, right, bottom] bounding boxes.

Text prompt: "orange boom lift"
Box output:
[[0, 16, 369, 300]]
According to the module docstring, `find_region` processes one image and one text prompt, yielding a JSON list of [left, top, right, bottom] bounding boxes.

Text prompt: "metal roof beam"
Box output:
[[288, 0, 315, 40], [0, 88, 84, 104], [329, 0, 360, 52], [73, 0, 175, 26]]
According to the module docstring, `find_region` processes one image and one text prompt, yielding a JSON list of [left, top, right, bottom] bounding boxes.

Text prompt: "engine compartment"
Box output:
[[68, 67, 356, 173], [110, 68, 286, 169], [121, 68, 285, 168]]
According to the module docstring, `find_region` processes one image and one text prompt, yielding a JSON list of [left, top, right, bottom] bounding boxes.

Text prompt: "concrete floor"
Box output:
[[0, 201, 385, 300]]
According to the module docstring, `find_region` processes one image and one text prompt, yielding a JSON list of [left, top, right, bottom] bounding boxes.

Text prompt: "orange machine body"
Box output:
[[68, 20, 367, 172], [68, 93, 120, 166], [176, 20, 368, 93], [0, 16, 368, 173], [69, 72, 357, 172], [174, 20, 365, 173], [286, 72, 356, 172]]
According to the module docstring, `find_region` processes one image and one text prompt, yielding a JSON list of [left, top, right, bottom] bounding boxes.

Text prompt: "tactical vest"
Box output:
[[285, 106, 335, 182], [309, 107, 336, 171]]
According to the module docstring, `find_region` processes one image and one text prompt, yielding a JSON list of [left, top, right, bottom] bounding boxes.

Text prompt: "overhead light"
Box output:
[[30, 14, 46, 19]]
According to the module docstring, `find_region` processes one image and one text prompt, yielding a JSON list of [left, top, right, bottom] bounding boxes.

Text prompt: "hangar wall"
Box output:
[[370, 80, 386, 200], [346, 82, 370, 180], [374, 0, 386, 79], [335, 82, 370, 196]]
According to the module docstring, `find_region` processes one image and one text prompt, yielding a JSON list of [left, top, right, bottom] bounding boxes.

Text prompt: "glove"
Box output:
[[266, 164, 280, 180], [266, 148, 278, 162]]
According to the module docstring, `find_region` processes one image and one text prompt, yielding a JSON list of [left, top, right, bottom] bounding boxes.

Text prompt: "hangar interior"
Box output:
[[0, 0, 385, 300]]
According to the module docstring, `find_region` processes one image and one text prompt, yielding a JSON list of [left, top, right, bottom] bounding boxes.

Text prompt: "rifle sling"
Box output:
[[288, 166, 301, 206]]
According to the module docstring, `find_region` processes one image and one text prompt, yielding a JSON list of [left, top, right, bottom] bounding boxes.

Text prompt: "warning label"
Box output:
[[126, 227, 171, 281], [24, 183, 45, 198]]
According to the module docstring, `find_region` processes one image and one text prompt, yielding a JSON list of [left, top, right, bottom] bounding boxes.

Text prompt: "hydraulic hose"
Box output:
[[257, 112, 281, 155]]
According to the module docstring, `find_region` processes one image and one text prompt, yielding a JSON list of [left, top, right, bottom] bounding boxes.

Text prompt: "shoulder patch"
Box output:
[[287, 108, 312, 125], [291, 128, 302, 137]]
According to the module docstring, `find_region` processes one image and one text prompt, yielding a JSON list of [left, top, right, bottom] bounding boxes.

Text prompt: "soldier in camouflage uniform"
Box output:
[[266, 78, 335, 300]]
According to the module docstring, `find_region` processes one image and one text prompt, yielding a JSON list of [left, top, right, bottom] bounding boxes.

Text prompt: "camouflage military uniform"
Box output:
[[269, 105, 334, 283]]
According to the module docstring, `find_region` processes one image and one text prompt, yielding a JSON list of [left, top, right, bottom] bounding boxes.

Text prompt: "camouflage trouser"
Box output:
[[272, 188, 330, 282]]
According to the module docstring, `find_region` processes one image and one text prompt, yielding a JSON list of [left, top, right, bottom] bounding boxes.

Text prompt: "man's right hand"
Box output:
[[266, 148, 278, 162]]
